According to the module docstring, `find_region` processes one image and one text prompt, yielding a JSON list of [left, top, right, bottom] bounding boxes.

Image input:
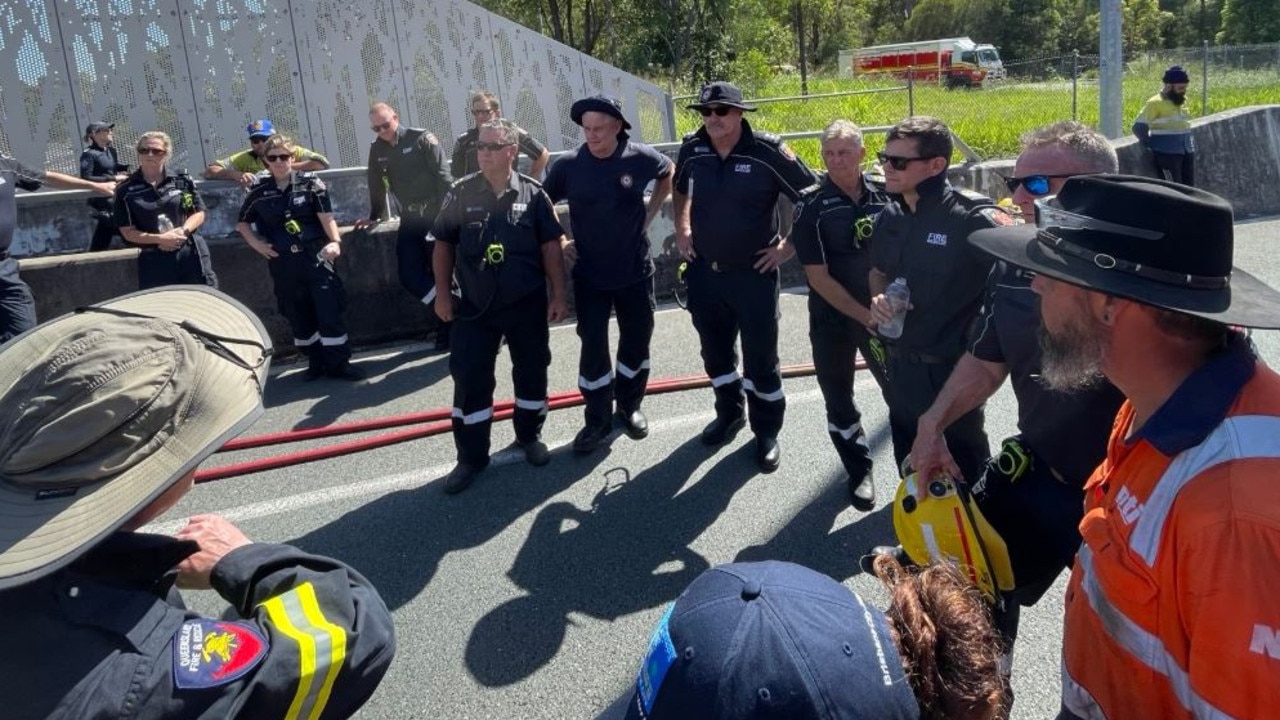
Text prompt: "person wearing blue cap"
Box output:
[[1132, 65, 1195, 186], [204, 119, 330, 188], [543, 95, 674, 453], [621, 558, 1004, 720]]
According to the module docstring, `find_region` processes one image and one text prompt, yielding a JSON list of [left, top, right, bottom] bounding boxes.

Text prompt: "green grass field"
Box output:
[[669, 67, 1280, 167]]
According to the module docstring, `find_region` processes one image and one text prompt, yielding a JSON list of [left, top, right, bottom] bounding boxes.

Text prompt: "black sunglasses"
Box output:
[[370, 121, 393, 132], [1002, 174, 1077, 196], [876, 152, 934, 171], [136, 147, 167, 156], [698, 107, 734, 117], [476, 141, 514, 152], [265, 153, 292, 163]]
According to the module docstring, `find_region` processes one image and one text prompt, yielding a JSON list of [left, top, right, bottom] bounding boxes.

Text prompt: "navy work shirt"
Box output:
[[113, 170, 205, 235], [968, 263, 1126, 482], [870, 174, 1002, 358], [0, 155, 45, 253], [79, 143, 127, 212], [451, 125, 547, 179], [674, 119, 817, 266], [238, 172, 334, 250], [432, 172, 564, 315], [792, 173, 890, 307], [543, 136, 671, 290], [365, 126, 453, 220]]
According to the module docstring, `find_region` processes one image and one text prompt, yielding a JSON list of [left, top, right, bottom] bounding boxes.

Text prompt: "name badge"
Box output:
[[734, 163, 752, 173]]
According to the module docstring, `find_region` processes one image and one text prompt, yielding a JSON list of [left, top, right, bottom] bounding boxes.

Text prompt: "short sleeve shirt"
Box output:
[[113, 170, 206, 234], [542, 138, 671, 290], [238, 173, 335, 249], [791, 173, 890, 306], [432, 172, 564, 313], [0, 154, 45, 252]]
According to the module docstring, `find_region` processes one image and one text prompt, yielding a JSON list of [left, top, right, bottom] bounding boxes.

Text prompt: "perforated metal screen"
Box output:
[[0, 0, 674, 174]]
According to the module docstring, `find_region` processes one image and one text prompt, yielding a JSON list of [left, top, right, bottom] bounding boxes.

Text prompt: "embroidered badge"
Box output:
[[979, 206, 1018, 227], [636, 604, 678, 714], [733, 163, 752, 174], [620, 173, 634, 189], [926, 232, 948, 246], [172, 619, 269, 689], [779, 143, 797, 161]]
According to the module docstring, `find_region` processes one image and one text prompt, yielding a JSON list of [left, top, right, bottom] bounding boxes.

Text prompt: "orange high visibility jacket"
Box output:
[[1062, 338, 1280, 720]]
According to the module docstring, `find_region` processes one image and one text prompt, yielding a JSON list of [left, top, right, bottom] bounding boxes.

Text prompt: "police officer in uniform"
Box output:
[[0, 154, 116, 341], [236, 135, 363, 381], [115, 130, 218, 290], [543, 95, 674, 453], [673, 81, 818, 472], [452, 91, 551, 179], [792, 120, 891, 510], [355, 102, 455, 351], [867, 116, 1005, 486], [431, 119, 569, 494], [79, 121, 130, 251]]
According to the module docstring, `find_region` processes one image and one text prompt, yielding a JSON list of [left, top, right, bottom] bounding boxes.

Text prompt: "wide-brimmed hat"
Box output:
[[570, 95, 632, 130], [622, 561, 918, 720], [686, 81, 757, 112], [970, 174, 1280, 328], [0, 286, 273, 589]]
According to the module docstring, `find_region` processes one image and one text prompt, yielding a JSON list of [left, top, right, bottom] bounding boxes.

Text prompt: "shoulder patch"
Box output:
[[975, 205, 1018, 227], [425, 133, 439, 145], [172, 619, 268, 689], [778, 142, 796, 161]]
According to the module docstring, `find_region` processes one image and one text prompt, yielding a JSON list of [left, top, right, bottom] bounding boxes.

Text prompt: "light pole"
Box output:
[[1099, 0, 1124, 138]]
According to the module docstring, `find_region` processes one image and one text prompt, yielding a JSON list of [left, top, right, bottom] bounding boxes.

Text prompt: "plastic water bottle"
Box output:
[[878, 277, 910, 339], [156, 215, 174, 232]]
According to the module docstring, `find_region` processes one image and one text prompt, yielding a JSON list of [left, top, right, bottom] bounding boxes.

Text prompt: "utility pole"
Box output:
[[1099, 0, 1124, 138]]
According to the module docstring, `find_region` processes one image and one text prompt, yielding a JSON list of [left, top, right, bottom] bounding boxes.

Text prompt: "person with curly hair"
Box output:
[[618, 557, 1004, 720]]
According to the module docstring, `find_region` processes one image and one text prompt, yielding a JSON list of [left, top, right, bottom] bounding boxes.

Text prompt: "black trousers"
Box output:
[[449, 290, 550, 465], [1152, 151, 1195, 186], [884, 352, 989, 483], [268, 248, 350, 370], [88, 215, 123, 252], [575, 276, 655, 427], [0, 257, 36, 343], [809, 299, 890, 476], [136, 237, 217, 290], [686, 260, 784, 438], [398, 215, 450, 340]]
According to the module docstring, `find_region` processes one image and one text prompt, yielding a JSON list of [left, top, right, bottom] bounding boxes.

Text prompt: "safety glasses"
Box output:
[[698, 107, 734, 117], [265, 154, 292, 163], [876, 152, 934, 171], [1003, 174, 1076, 197], [475, 142, 514, 152]]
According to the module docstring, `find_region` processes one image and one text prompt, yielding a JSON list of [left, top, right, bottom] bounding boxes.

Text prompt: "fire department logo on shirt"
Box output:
[[172, 619, 269, 689], [926, 232, 948, 246], [620, 173, 633, 189]]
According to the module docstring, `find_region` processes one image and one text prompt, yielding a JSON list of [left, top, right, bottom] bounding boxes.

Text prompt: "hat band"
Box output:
[[1036, 230, 1230, 290]]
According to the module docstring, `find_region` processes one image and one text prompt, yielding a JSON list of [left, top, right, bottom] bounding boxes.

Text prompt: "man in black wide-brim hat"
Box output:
[[969, 174, 1280, 720]]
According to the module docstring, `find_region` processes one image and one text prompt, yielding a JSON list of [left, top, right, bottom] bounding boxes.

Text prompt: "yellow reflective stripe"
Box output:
[[258, 581, 347, 720], [297, 582, 348, 720]]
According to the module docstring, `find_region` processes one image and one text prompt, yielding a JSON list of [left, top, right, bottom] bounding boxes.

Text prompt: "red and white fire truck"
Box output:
[[840, 37, 1005, 88]]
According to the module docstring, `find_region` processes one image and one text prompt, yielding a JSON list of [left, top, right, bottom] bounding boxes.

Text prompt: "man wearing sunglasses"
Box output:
[[866, 116, 1003, 488], [203, 119, 329, 188], [354, 102, 455, 351], [673, 81, 818, 473], [451, 91, 551, 180], [879, 121, 1126, 713], [791, 119, 891, 511]]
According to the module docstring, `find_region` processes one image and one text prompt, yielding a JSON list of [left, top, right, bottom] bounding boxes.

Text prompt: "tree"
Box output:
[[1218, 0, 1280, 44]]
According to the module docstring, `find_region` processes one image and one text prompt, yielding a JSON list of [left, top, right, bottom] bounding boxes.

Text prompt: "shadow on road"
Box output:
[[263, 349, 450, 428]]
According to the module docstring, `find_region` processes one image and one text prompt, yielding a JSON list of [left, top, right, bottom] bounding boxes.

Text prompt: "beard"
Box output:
[[1037, 320, 1107, 392], [1166, 90, 1186, 105]]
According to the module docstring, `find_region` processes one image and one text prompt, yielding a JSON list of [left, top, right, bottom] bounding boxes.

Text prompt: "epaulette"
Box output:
[[681, 131, 699, 143], [755, 131, 782, 145], [797, 183, 822, 201], [517, 172, 544, 188], [970, 202, 1019, 228], [297, 171, 326, 191], [863, 173, 887, 193]]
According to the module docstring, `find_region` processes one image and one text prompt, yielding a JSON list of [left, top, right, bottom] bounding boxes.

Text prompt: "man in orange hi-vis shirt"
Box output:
[[970, 174, 1280, 720]]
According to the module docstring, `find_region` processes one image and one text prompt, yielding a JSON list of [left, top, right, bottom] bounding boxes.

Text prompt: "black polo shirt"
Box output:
[[432, 172, 564, 313], [674, 119, 817, 266], [869, 174, 1002, 358], [238, 173, 334, 249], [543, 137, 670, 290], [792, 173, 890, 306], [79, 143, 127, 211], [968, 263, 1126, 482], [451, 126, 547, 179], [365, 126, 453, 220], [113, 170, 205, 234], [0, 155, 45, 253]]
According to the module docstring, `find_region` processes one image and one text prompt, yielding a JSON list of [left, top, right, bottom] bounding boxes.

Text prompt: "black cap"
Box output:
[[570, 95, 632, 130], [84, 121, 114, 140], [686, 82, 756, 111]]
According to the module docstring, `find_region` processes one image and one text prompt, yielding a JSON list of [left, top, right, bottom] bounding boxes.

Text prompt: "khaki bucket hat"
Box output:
[[0, 286, 272, 589]]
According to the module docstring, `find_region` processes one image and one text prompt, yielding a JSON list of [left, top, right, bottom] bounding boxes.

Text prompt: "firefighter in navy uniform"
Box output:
[[114, 131, 218, 290], [673, 81, 818, 473], [79, 121, 130, 251], [867, 117, 1006, 486], [792, 120, 892, 511], [354, 102, 454, 350], [543, 95, 674, 453], [431, 119, 569, 495], [236, 135, 362, 381]]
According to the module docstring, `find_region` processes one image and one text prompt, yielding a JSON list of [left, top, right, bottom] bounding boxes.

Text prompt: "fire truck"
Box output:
[[840, 37, 1005, 88]]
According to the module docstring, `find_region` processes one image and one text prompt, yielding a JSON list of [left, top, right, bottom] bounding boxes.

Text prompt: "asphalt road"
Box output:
[[157, 217, 1280, 720]]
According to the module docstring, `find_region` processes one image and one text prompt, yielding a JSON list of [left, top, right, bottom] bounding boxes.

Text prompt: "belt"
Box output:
[[699, 258, 754, 273]]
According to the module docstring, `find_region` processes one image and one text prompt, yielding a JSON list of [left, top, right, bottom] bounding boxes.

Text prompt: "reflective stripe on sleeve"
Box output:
[[259, 581, 348, 720]]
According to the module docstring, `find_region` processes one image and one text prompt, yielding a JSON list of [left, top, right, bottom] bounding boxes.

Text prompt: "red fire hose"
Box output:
[[195, 360, 867, 483]]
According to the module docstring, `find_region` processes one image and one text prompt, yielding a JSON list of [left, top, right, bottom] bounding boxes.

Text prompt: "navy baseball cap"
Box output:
[[623, 561, 920, 720]]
